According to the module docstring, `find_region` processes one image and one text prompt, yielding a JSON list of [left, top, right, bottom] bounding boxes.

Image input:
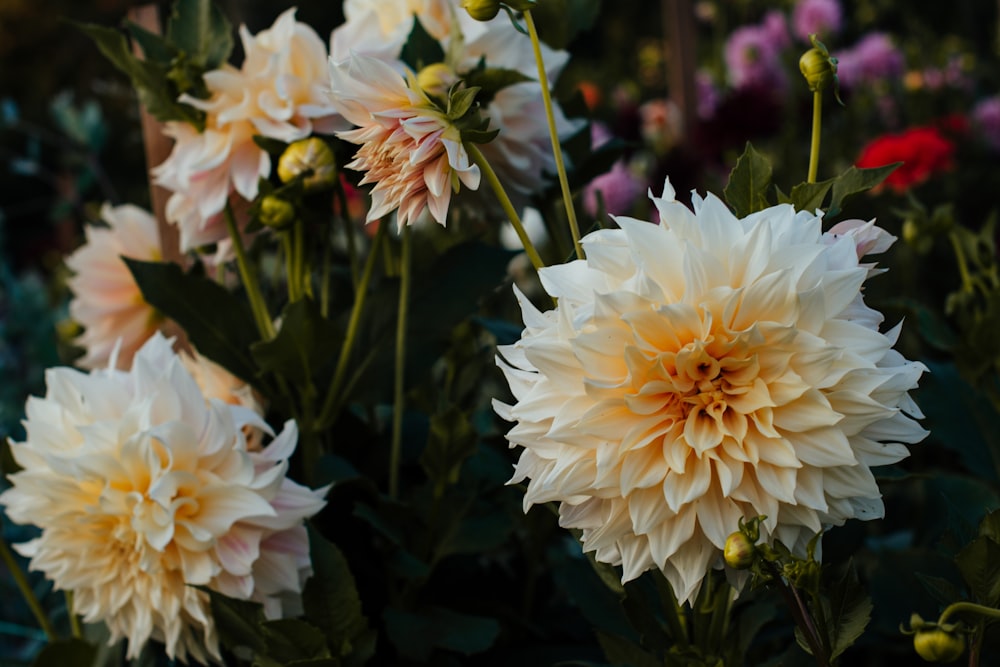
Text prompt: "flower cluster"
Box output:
[[0, 334, 327, 663], [495, 180, 927, 602]]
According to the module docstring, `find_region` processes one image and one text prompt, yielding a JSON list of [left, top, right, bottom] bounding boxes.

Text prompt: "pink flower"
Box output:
[[724, 25, 787, 90], [329, 54, 480, 227], [836, 33, 905, 89], [973, 96, 1000, 150], [66, 204, 167, 370], [584, 161, 646, 217], [792, 0, 842, 43]]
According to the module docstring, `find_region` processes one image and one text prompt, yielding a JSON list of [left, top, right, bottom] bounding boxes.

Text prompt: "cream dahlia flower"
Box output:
[[154, 8, 342, 253], [495, 180, 927, 604], [66, 203, 165, 370], [0, 333, 327, 663], [329, 53, 481, 227], [331, 0, 580, 208]]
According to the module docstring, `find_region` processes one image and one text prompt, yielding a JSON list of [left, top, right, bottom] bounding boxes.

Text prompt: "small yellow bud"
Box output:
[[799, 47, 837, 93], [258, 195, 296, 230], [913, 627, 965, 663], [723, 531, 756, 570], [417, 63, 459, 99], [461, 0, 501, 21], [277, 138, 337, 191]]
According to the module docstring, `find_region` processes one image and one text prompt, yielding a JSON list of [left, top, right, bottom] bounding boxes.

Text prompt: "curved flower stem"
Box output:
[[466, 143, 546, 273], [65, 591, 81, 639], [389, 223, 412, 501], [523, 9, 585, 260], [807, 90, 823, 183], [282, 232, 299, 302], [224, 203, 275, 340], [938, 601, 1000, 625], [317, 221, 387, 429], [0, 536, 57, 640]]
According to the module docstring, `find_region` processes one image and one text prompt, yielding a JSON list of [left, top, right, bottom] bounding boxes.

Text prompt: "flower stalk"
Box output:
[[808, 90, 823, 183], [0, 535, 57, 641], [224, 203, 275, 340], [523, 9, 585, 259], [389, 223, 412, 501]]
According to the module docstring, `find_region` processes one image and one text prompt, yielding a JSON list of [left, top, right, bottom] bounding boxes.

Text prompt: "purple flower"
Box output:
[[972, 97, 1000, 151], [584, 160, 645, 217], [695, 70, 720, 119], [836, 33, 905, 88], [761, 10, 791, 51], [724, 25, 786, 90], [792, 0, 842, 43]]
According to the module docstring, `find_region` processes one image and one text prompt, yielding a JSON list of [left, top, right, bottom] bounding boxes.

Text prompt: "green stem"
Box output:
[[523, 9, 584, 260], [653, 571, 690, 648], [224, 203, 275, 339], [282, 231, 299, 302], [939, 601, 1000, 625], [317, 221, 387, 428], [65, 591, 81, 639], [294, 218, 310, 299], [768, 562, 829, 667], [466, 143, 546, 273], [337, 179, 361, 291], [0, 536, 57, 640], [949, 231, 976, 294], [807, 90, 822, 183], [708, 583, 734, 649], [389, 223, 412, 501], [320, 224, 334, 318]]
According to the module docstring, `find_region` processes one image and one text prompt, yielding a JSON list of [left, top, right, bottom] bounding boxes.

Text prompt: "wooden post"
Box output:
[[126, 4, 182, 264], [662, 0, 698, 149]]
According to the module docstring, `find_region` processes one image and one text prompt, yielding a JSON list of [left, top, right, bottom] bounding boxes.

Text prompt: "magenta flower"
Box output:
[[792, 0, 842, 43]]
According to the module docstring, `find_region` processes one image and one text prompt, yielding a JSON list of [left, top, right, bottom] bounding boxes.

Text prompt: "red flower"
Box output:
[[856, 125, 956, 193]]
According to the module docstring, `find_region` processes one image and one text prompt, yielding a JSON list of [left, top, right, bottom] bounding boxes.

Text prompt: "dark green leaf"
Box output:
[[251, 298, 340, 387], [595, 631, 661, 667], [205, 589, 267, 654], [955, 535, 1000, 607], [383, 606, 500, 661], [724, 142, 772, 218], [463, 67, 533, 105], [827, 164, 900, 217], [166, 0, 234, 69], [548, 541, 633, 638], [527, 0, 602, 49], [621, 580, 671, 653], [302, 528, 373, 660], [1, 436, 21, 477], [261, 619, 331, 663], [352, 502, 430, 578], [420, 406, 478, 492], [438, 509, 514, 557], [125, 21, 176, 62], [399, 16, 445, 71], [32, 638, 97, 667], [915, 573, 964, 607], [788, 178, 834, 213], [447, 87, 480, 119], [124, 259, 260, 386], [825, 561, 872, 660], [980, 508, 1000, 543], [253, 134, 290, 155]]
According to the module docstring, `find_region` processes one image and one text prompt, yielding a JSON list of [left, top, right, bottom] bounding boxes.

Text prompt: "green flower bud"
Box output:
[[277, 137, 337, 191], [461, 0, 501, 21], [258, 195, 296, 230], [799, 47, 836, 92], [913, 627, 965, 663], [723, 531, 756, 570], [417, 63, 459, 99]]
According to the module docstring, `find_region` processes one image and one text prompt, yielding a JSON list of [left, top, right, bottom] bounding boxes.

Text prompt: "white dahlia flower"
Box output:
[[0, 333, 327, 663], [331, 0, 580, 209], [495, 180, 927, 604], [154, 8, 342, 254], [66, 203, 166, 370]]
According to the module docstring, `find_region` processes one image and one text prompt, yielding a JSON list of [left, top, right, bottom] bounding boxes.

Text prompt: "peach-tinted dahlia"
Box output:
[[0, 333, 327, 663], [66, 203, 165, 370], [153, 8, 342, 253], [329, 53, 480, 227], [495, 179, 927, 604]]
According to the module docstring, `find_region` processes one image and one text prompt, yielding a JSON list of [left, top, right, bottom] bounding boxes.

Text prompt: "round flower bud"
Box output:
[[913, 627, 965, 663], [258, 195, 296, 230], [461, 0, 501, 21], [723, 531, 756, 570], [417, 63, 459, 99], [800, 47, 837, 92], [277, 137, 337, 191]]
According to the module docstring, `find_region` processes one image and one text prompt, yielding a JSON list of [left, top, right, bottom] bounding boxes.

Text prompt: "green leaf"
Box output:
[[724, 142, 773, 218], [526, 0, 602, 49], [827, 164, 900, 216], [824, 560, 873, 661], [980, 508, 1000, 543], [125, 21, 176, 62], [260, 619, 331, 663], [383, 606, 500, 661], [955, 535, 1000, 607], [462, 66, 533, 105], [32, 638, 97, 667], [166, 0, 234, 69], [75, 22, 203, 127], [915, 573, 964, 607], [1, 436, 21, 477], [881, 298, 957, 352], [399, 16, 445, 71], [595, 631, 661, 667], [251, 298, 340, 387], [205, 589, 267, 654], [420, 405, 478, 492], [787, 178, 835, 213], [124, 259, 260, 387], [302, 528, 374, 661]]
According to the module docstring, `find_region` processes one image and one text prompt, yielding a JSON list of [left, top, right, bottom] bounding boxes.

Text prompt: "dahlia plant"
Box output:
[[4, 1, 1000, 666]]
